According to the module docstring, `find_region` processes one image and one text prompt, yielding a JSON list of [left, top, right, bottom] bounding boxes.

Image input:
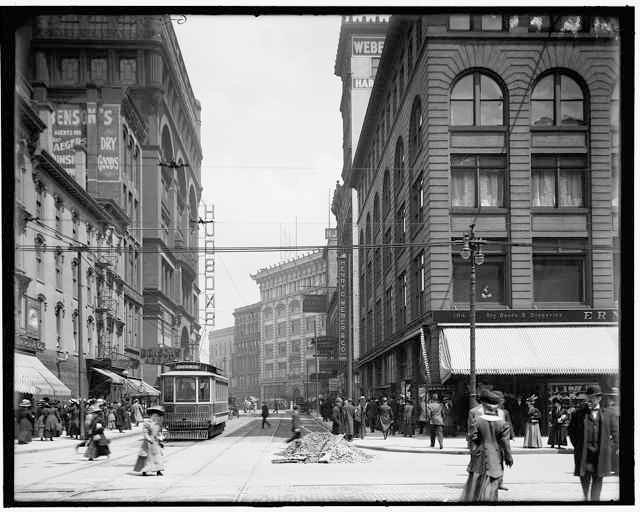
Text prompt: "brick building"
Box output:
[[347, 13, 621, 430], [231, 302, 261, 401], [19, 15, 204, 388]]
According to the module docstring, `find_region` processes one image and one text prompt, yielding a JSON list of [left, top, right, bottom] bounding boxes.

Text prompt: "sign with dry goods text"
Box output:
[[97, 104, 120, 180]]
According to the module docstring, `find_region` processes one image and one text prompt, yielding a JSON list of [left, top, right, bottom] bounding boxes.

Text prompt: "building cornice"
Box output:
[[251, 250, 325, 282]]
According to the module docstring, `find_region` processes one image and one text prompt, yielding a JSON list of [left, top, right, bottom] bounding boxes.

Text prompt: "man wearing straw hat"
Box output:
[[568, 385, 617, 501]]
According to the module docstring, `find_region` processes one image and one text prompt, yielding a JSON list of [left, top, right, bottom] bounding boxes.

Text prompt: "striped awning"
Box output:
[[15, 352, 71, 397], [125, 378, 160, 397], [439, 326, 619, 382], [92, 367, 126, 384]]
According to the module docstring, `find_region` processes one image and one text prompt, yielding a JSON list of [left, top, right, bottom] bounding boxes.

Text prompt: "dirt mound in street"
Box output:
[[273, 432, 373, 464]]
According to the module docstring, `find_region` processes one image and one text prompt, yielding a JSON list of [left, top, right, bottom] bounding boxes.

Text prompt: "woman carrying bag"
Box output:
[[133, 405, 166, 476]]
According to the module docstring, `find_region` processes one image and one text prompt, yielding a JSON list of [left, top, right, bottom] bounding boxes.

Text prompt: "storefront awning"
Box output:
[[439, 326, 619, 382], [125, 378, 160, 397], [15, 352, 71, 397], [92, 367, 126, 384]]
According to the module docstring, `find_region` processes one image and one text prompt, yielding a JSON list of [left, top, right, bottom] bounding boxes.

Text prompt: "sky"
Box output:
[[173, 16, 344, 333]]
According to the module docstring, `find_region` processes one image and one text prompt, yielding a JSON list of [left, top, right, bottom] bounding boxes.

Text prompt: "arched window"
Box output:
[[373, 193, 380, 236], [35, 235, 45, 281], [276, 303, 286, 318], [409, 96, 423, 163], [450, 71, 504, 126], [382, 169, 391, 216], [531, 71, 585, 126], [394, 137, 405, 192], [55, 302, 65, 348]]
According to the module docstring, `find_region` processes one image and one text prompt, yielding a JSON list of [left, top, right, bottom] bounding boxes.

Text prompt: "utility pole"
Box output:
[[459, 224, 485, 409], [76, 248, 86, 439]]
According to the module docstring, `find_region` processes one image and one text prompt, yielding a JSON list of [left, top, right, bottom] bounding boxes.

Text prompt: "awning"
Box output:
[[15, 352, 71, 397], [439, 326, 619, 382], [125, 378, 160, 397], [92, 367, 126, 384]]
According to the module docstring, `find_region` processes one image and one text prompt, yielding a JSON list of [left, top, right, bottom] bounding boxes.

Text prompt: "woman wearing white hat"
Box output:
[[16, 399, 34, 444], [523, 395, 542, 448], [133, 406, 166, 476], [82, 403, 111, 461]]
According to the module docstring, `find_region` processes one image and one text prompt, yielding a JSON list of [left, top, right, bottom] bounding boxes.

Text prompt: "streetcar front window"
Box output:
[[198, 377, 210, 402], [163, 377, 174, 402], [175, 376, 196, 402]]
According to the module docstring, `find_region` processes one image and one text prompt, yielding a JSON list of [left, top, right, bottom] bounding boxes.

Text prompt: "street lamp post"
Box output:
[[459, 224, 485, 409]]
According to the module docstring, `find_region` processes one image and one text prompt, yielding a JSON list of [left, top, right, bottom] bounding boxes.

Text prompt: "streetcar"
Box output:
[[159, 361, 229, 440]]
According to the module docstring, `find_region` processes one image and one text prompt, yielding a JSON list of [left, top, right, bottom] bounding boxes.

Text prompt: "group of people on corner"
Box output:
[[320, 393, 454, 447], [15, 396, 148, 445], [462, 385, 619, 502]]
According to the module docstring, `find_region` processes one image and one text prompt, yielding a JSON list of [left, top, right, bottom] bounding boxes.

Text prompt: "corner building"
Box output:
[[25, 15, 204, 387], [350, 13, 621, 432]]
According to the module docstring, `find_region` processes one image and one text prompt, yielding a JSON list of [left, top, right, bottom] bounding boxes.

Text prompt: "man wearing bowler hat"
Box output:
[[568, 384, 618, 501]]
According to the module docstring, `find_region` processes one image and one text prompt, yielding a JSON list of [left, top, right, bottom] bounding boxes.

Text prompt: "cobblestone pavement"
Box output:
[[13, 412, 619, 503]]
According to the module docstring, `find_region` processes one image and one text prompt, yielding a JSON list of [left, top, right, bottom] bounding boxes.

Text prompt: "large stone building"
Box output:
[[231, 302, 261, 401], [13, 21, 139, 400], [21, 15, 204, 387], [209, 326, 234, 379], [251, 230, 337, 404], [332, 15, 390, 397], [346, 13, 621, 431]]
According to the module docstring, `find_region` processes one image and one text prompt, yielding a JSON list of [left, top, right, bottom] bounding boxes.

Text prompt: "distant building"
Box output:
[[251, 230, 337, 404], [209, 326, 234, 379], [231, 302, 261, 400]]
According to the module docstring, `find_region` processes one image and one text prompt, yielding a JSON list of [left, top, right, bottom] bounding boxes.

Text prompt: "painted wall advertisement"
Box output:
[[97, 104, 120, 180], [337, 255, 347, 358], [50, 104, 87, 176]]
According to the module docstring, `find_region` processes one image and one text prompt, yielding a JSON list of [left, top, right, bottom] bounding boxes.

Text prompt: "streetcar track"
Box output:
[[147, 417, 285, 502]]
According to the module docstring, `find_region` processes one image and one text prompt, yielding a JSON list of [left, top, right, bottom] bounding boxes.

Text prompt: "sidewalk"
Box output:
[[308, 412, 572, 455], [14, 424, 144, 455]]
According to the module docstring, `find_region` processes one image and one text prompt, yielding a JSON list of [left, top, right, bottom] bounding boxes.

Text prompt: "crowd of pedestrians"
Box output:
[[15, 396, 150, 445]]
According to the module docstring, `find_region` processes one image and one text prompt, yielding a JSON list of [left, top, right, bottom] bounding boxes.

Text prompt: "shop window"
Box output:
[[55, 249, 63, 290], [481, 15, 504, 31], [451, 155, 505, 208], [533, 239, 586, 303], [531, 72, 585, 126], [453, 243, 506, 304], [451, 72, 504, 126], [531, 155, 586, 208]]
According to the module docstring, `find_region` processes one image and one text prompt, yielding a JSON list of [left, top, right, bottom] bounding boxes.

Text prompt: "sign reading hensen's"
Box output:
[[51, 104, 87, 176], [431, 309, 619, 324]]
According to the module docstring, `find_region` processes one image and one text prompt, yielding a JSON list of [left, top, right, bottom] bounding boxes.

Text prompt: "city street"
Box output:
[[14, 413, 619, 503]]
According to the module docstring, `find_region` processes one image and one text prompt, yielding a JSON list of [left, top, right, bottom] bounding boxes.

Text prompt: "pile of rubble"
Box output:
[[272, 432, 373, 464]]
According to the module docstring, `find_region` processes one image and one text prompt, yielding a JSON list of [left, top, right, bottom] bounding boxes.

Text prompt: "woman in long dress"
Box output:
[[16, 399, 34, 444], [378, 398, 393, 440], [462, 390, 513, 502], [83, 404, 111, 460], [547, 398, 567, 448], [523, 396, 543, 448], [133, 406, 166, 476], [402, 400, 415, 437]]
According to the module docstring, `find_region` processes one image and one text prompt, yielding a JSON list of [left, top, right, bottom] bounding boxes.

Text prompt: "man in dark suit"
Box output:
[[568, 385, 618, 501]]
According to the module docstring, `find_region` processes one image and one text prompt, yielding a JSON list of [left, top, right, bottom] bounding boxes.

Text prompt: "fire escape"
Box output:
[[94, 247, 122, 361]]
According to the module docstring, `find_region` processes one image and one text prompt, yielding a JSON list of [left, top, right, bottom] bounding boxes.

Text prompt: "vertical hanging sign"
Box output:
[[97, 104, 120, 180], [203, 203, 216, 328], [337, 255, 347, 358]]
